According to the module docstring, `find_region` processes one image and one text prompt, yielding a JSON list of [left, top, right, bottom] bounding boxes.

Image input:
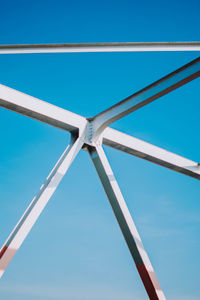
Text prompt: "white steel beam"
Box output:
[[88, 145, 166, 300], [0, 42, 200, 54], [0, 83, 87, 133], [0, 135, 84, 278], [103, 128, 200, 180], [91, 57, 200, 139], [0, 82, 199, 181], [0, 41, 199, 296]]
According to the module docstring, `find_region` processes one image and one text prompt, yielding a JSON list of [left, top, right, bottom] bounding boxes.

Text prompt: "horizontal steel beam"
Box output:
[[102, 128, 200, 180], [0, 84, 87, 133], [0, 42, 200, 54], [92, 57, 200, 138]]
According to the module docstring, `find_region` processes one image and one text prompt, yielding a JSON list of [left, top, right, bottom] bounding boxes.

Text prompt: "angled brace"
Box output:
[[0, 83, 87, 133], [103, 128, 200, 180], [0, 41, 199, 299], [0, 134, 84, 278], [91, 56, 200, 140], [88, 145, 166, 300]]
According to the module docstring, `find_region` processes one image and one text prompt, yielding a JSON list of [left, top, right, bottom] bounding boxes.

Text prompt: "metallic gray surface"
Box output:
[[0, 41, 200, 54]]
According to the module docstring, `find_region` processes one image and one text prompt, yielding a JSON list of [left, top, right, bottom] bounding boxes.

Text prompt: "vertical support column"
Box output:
[[0, 134, 84, 278], [88, 145, 166, 300]]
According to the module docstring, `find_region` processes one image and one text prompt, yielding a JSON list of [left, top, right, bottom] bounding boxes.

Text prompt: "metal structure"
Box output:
[[0, 42, 200, 300]]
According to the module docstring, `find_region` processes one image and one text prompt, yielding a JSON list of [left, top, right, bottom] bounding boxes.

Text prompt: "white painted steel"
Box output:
[[0, 81, 199, 181], [0, 41, 199, 299], [0, 83, 87, 133], [0, 42, 200, 54], [89, 145, 166, 300], [103, 128, 200, 180], [91, 57, 200, 139], [0, 135, 84, 278]]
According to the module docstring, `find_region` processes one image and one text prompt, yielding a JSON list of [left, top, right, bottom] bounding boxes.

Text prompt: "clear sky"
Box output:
[[0, 0, 200, 299]]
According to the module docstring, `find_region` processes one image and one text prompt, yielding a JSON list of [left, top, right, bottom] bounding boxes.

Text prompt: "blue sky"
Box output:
[[0, 0, 200, 299]]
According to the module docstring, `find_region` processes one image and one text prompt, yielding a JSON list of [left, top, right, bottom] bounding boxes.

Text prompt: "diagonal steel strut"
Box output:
[[91, 56, 200, 139], [0, 134, 84, 278], [0, 41, 199, 300], [0, 82, 199, 181], [88, 145, 166, 300], [0, 83, 87, 132], [103, 128, 200, 180]]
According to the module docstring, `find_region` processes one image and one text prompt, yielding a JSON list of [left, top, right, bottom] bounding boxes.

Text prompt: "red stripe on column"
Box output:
[[0, 245, 8, 259], [137, 264, 160, 300]]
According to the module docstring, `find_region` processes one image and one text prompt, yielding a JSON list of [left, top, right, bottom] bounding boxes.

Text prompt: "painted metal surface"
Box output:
[[0, 42, 199, 299], [103, 128, 200, 180], [0, 135, 84, 278], [88, 145, 166, 300], [91, 57, 200, 139], [0, 83, 87, 133], [0, 42, 200, 54]]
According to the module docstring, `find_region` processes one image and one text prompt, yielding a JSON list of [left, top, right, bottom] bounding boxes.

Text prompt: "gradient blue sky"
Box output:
[[0, 0, 200, 299]]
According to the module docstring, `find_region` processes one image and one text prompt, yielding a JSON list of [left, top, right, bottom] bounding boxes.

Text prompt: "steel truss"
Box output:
[[0, 42, 200, 300]]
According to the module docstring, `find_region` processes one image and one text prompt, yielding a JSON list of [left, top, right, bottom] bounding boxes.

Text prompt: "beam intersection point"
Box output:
[[0, 42, 199, 300]]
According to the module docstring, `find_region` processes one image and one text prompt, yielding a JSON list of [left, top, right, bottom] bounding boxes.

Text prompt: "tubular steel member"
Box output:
[[88, 145, 166, 300], [0, 41, 200, 54]]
